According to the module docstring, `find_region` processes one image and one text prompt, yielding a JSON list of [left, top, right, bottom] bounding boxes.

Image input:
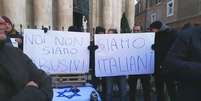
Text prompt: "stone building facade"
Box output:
[[135, 0, 201, 30], [0, 0, 135, 33], [0, 0, 73, 31], [89, 0, 135, 33], [135, 0, 148, 30], [168, 0, 201, 28]]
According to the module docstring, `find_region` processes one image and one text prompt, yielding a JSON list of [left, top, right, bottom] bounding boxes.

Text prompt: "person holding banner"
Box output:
[[133, 25, 142, 33], [0, 17, 53, 101], [129, 25, 152, 101], [105, 28, 128, 101], [68, 25, 82, 32], [150, 21, 177, 101]]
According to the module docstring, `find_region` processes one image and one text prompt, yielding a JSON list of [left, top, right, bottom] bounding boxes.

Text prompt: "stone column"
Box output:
[[89, 0, 103, 32], [26, 0, 34, 28], [0, 0, 3, 15], [125, 0, 135, 29], [112, 0, 122, 33], [103, 0, 113, 32], [57, 0, 73, 30], [2, 0, 27, 30], [122, 0, 126, 13], [103, 0, 122, 33], [33, 0, 53, 28], [89, 0, 97, 33], [89, 0, 94, 33], [96, 0, 102, 26]]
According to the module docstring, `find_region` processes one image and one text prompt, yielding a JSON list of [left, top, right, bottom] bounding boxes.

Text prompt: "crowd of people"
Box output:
[[0, 15, 201, 101], [90, 21, 178, 101], [90, 21, 201, 101]]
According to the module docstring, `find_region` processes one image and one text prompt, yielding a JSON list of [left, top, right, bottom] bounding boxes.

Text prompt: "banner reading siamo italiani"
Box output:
[[95, 33, 155, 77]]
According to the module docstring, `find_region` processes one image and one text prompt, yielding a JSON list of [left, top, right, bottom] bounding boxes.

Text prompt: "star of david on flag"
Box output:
[[57, 88, 81, 99]]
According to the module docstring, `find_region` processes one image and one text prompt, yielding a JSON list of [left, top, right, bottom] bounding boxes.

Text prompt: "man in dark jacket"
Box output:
[[0, 17, 53, 101], [150, 21, 177, 101], [165, 26, 201, 101]]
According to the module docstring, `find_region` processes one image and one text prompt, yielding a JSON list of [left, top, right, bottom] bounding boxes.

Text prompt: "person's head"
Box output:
[[95, 26, 105, 34], [42, 26, 48, 33], [133, 25, 142, 33], [150, 21, 163, 33], [107, 29, 118, 34], [146, 28, 151, 32], [68, 26, 82, 32], [181, 23, 192, 30], [1, 16, 13, 33]]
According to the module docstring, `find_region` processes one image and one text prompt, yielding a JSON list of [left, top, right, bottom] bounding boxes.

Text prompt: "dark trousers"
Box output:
[[129, 75, 151, 101], [105, 76, 128, 101], [176, 83, 201, 101], [155, 67, 177, 101]]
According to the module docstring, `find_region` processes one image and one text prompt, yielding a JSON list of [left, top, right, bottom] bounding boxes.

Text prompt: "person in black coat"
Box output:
[[0, 17, 53, 101], [164, 26, 201, 101], [150, 21, 177, 101]]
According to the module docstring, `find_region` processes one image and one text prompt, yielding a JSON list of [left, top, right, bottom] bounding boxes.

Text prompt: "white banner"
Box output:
[[23, 29, 90, 74], [95, 33, 155, 77]]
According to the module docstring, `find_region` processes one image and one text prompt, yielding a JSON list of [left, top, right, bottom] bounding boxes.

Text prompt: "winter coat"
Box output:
[[0, 44, 53, 101], [153, 27, 177, 74], [165, 27, 201, 101]]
